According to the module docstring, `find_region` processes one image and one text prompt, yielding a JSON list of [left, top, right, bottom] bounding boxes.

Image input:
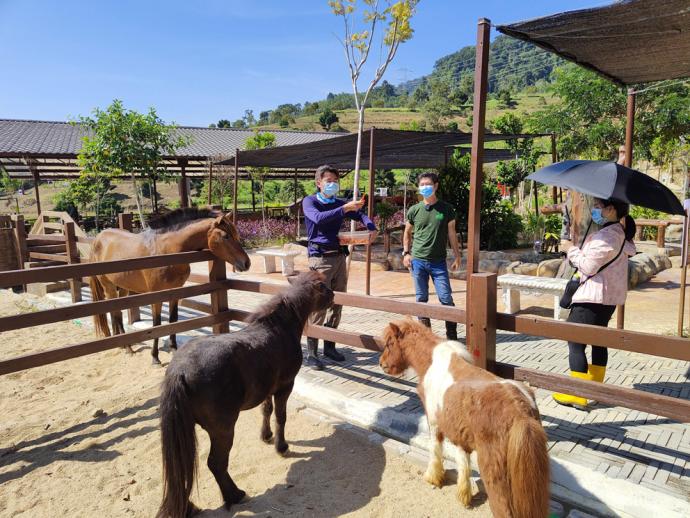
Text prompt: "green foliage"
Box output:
[[437, 152, 523, 250], [630, 205, 663, 240], [375, 169, 396, 190], [75, 99, 189, 220], [245, 131, 277, 219], [319, 108, 339, 131], [0, 168, 22, 193], [375, 200, 398, 230], [278, 180, 307, 204], [492, 113, 540, 192]]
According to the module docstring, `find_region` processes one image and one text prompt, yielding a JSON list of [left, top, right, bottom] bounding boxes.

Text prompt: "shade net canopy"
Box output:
[[497, 0, 690, 85], [220, 129, 549, 169]]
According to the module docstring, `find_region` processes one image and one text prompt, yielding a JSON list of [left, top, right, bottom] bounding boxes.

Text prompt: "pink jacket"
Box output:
[[567, 223, 636, 306]]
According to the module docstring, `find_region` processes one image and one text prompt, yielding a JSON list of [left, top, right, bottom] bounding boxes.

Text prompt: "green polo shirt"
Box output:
[[407, 200, 456, 261]]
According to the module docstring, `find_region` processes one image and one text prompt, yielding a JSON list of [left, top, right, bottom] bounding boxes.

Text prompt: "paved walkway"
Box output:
[[49, 257, 690, 516]]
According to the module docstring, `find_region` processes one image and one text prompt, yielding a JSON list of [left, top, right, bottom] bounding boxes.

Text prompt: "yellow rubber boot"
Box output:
[[588, 364, 606, 383], [553, 370, 592, 409]]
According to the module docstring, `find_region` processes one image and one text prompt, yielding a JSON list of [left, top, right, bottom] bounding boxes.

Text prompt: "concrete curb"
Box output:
[[293, 375, 690, 518]]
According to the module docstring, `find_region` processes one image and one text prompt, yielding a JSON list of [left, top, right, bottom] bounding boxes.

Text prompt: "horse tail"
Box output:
[[507, 416, 550, 518], [157, 370, 197, 518], [89, 276, 111, 337]]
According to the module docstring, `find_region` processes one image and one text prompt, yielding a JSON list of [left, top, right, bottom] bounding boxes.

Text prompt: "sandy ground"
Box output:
[[0, 290, 491, 518]]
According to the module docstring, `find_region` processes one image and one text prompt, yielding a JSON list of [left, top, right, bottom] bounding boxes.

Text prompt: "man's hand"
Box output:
[[450, 255, 462, 272], [368, 230, 378, 243], [403, 254, 412, 269], [343, 196, 366, 213]]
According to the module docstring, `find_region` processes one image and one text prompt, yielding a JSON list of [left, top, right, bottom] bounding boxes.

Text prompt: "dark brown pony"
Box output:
[[89, 209, 250, 364], [156, 271, 334, 518], [380, 319, 549, 518]]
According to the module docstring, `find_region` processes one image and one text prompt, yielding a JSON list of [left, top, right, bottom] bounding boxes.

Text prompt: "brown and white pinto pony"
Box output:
[[379, 319, 549, 518]]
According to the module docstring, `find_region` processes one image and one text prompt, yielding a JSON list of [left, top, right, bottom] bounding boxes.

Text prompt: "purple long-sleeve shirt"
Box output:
[[302, 194, 376, 257]]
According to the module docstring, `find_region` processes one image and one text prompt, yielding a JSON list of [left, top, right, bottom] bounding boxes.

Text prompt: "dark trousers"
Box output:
[[566, 303, 616, 373]]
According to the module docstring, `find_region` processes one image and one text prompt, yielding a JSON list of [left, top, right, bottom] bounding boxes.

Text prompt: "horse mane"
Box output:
[[247, 272, 321, 325], [148, 208, 220, 233]]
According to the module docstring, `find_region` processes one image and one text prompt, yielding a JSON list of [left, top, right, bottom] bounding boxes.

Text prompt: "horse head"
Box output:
[[379, 320, 414, 375], [287, 271, 334, 311], [208, 212, 251, 272]]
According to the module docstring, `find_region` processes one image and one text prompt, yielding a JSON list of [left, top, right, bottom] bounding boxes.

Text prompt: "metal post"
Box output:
[[551, 134, 558, 203], [617, 89, 636, 330], [233, 148, 239, 223], [366, 127, 376, 295]]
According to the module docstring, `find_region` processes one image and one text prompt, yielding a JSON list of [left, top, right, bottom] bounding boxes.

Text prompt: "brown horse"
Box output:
[[156, 271, 334, 518], [89, 208, 251, 364], [379, 319, 549, 518]]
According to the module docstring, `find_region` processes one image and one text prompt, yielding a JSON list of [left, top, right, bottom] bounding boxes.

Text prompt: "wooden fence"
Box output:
[[1, 250, 689, 423]]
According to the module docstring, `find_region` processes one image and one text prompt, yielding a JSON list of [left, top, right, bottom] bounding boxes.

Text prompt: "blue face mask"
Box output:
[[591, 207, 608, 225], [419, 185, 434, 198], [322, 182, 339, 197]]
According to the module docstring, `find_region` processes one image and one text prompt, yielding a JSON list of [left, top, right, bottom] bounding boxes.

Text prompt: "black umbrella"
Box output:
[[527, 160, 685, 215]]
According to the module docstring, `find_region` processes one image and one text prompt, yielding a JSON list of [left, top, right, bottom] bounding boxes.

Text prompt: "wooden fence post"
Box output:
[[11, 215, 27, 292], [209, 258, 229, 334], [118, 213, 139, 322], [468, 272, 497, 371], [63, 221, 82, 302]]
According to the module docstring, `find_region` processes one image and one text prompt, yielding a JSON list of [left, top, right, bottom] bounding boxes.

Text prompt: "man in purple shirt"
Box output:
[[302, 164, 377, 370]]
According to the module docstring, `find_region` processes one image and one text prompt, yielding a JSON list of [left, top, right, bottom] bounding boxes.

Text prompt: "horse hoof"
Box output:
[[152, 357, 162, 366], [276, 442, 289, 456], [224, 489, 247, 507], [423, 468, 445, 488], [261, 432, 274, 444]]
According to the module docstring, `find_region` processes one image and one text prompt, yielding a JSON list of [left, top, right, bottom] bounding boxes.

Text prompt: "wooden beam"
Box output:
[[26, 157, 42, 216], [209, 258, 229, 334], [467, 273, 496, 371], [0, 250, 214, 289], [466, 18, 491, 276], [551, 134, 558, 203], [207, 160, 213, 205], [63, 221, 82, 302], [178, 158, 189, 208]]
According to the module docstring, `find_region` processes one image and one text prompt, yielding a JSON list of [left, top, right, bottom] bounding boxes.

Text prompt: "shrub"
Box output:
[[236, 218, 296, 248], [630, 205, 663, 240]]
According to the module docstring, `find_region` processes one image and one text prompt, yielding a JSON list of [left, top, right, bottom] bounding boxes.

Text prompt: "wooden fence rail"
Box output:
[[1, 249, 688, 423]]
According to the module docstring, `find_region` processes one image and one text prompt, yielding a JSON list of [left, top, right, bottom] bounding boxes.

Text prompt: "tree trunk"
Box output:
[[131, 173, 146, 228]]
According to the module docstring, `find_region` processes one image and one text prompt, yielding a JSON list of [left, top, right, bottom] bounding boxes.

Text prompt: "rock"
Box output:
[[549, 499, 565, 518], [666, 222, 683, 242], [505, 261, 539, 276], [92, 409, 106, 418], [537, 258, 563, 278]]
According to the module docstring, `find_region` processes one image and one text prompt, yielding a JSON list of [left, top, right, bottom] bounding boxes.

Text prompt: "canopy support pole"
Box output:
[[294, 168, 299, 238], [178, 158, 189, 208], [617, 89, 636, 330], [207, 161, 213, 206], [467, 18, 491, 305], [26, 157, 42, 217], [233, 149, 239, 223], [365, 127, 376, 296], [678, 208, 689, 336], [551, 134, 558, 203]]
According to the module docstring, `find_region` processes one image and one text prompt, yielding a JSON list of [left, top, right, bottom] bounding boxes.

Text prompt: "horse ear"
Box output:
[[222, 212, 234, 224], [388, 322, 401, 339], [212, 215, 224, 228]]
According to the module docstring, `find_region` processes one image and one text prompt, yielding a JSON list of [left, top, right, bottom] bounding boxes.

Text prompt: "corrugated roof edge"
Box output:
[[0, 118, 346, 136]]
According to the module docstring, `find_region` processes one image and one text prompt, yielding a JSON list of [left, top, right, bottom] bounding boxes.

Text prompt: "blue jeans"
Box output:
[[410, 259, 457, 338], [411, 259, 455, 306]]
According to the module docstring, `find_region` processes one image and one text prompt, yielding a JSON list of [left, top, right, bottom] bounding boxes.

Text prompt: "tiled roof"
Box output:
[[0, 119, 342, 158]]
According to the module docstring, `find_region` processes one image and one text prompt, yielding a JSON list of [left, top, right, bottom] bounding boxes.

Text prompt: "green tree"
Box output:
[[375, 169, 396, 191], [319, 108, 339, 131], [330, 0, 418, 220], [216, 119, 232, 128], [245, 131, 276, 224], [76, 99, 189, 225]]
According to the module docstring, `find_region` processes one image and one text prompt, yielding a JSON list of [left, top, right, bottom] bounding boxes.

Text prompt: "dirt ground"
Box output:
[[0, 290, 491, 517]]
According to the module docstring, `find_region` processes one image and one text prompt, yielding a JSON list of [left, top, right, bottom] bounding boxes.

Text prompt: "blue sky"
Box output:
[[0, 0, 610, 126]]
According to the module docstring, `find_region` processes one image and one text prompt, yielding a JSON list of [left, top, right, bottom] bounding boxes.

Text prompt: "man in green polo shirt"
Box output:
[[402, 172, 462, 339]]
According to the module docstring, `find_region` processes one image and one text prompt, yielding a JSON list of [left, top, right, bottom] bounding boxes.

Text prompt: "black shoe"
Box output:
[[306, 354, 324, 370], [323, 341, 345, 362], [306, 338, 324, 370], [445, 321, 458, 341]]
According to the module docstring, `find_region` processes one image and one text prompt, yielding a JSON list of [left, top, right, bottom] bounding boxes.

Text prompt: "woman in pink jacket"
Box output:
[[553, 198, 637, 409]]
